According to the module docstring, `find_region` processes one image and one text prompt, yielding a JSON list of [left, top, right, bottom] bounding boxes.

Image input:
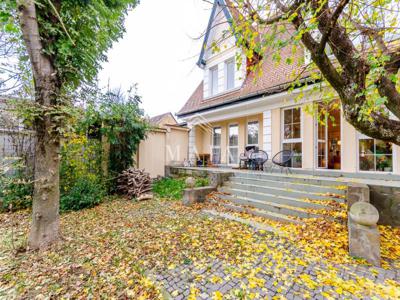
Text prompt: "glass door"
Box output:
[[212, 127, 221, 164], [315, 101, 341, 170], [282, 107, 302, 168], [316, 103, 328, 168], [228, 124, 239, 165]]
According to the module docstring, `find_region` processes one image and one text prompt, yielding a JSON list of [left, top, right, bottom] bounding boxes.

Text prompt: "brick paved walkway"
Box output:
[[153, 222, 400, 300]]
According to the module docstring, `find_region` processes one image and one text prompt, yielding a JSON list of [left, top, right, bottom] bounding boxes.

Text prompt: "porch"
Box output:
[[168, 165, 400, 227], [185, 97, 400, 176], [172, 165, 400, 186]]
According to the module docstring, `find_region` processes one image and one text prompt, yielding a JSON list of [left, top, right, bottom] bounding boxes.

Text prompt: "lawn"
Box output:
[[0, 197, 399, 299]]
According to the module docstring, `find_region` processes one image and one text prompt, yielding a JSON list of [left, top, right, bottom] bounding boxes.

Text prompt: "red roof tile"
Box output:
[[178, 27, 307, 116]]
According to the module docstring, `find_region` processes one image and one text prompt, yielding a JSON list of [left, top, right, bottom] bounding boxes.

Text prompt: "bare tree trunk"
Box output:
[[29, 121, 60, 249], [18, 0, 61, 249]]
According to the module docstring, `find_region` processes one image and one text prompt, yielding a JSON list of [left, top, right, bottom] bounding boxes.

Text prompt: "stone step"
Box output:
[[219, 193, 324, 219], [219, 187, 328, 210], [233, 171, 349, 188], [225, 181, 345, 203], [230, 176, 346, 196], [210, 201, 304, 225]]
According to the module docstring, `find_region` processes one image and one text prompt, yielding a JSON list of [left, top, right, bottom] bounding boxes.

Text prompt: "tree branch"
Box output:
[[317, 0, 350, 54]]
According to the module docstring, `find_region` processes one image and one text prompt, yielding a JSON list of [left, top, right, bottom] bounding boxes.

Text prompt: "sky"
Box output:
[[98, 0, 212, 119]]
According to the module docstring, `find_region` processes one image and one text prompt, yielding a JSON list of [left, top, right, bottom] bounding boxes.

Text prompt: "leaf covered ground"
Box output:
[[0, 198, 399, 299]]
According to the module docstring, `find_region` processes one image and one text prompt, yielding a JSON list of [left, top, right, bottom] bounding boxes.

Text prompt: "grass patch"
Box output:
[[152, 176, 209, 200]]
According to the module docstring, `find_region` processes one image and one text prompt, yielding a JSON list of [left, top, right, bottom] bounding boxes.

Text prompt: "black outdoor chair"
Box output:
[[272, 150, 294, 174], [239, 145, 259, 169], [249, 150, 269, 171]]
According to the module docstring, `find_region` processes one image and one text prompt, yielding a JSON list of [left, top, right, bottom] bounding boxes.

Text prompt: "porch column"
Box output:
[[263, 110, 272, 158], [188, 124, 197, 165]]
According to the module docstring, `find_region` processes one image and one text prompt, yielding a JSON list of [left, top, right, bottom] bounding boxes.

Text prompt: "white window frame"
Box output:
[[212, 126, 222, 165], [357, 134, 394, 173], [228, 123, 239, 165], [209, 65, 218, 96], [225, 57, 235, 91], [281, 106, 303, 168], [315, 114, 328, 169], [246, 120, 259, 147], [313, 101, 342, 170]]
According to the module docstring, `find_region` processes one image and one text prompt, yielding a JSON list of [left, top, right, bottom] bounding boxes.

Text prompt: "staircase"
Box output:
[[215, 171, 347, 224]]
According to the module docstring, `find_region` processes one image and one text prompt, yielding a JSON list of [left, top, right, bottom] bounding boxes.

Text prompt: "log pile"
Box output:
[[117, 168, 153, 200]]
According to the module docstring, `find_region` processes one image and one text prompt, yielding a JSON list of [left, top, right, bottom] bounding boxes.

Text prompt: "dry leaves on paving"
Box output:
[[208, 194, 400, 268], [0, 198, 399, 299]]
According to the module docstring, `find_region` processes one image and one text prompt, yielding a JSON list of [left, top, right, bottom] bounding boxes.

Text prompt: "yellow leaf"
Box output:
[[213, 290, 223, 300]]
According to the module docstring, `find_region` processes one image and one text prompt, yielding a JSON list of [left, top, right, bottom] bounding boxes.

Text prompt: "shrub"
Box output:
[[60, 177, 105, 212], [195, 177, 209, 188], [0, 160, 33, 212], [60, 133, 102, 193]]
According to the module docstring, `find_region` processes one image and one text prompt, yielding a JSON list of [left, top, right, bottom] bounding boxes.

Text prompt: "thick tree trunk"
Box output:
[[18, 0, 61, 249], [29, 121, 60, 249]]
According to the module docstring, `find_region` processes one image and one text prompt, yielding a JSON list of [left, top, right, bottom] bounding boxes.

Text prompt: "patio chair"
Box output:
[[239, 146, 258, 169], [272, 150, 294, 174], [249, 150, 269, 171]]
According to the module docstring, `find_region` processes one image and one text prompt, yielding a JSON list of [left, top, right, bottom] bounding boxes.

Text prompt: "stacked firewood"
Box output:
[[117, 168, 153, 200]]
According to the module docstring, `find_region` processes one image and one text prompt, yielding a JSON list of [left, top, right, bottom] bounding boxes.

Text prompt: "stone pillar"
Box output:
[[346, 182, 370, 211], [188, 124, 197, 166], [263, 110, 272, 158], [348, 202, 381, 267]]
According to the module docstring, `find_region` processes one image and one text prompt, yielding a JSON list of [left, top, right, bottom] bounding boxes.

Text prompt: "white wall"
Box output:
[[202, 3, 246, 98]]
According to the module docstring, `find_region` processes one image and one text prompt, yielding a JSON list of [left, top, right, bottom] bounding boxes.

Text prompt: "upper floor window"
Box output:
[[225, 58, 235, 90], [209, 66, 218, 96]]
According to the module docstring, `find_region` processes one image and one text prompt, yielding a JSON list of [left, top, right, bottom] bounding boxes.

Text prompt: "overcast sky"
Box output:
[[98, 0, 211, 119]]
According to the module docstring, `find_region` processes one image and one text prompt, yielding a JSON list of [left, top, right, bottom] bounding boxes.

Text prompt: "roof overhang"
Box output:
[[179, 83, 329, 124], [176, 78, 321, 118]]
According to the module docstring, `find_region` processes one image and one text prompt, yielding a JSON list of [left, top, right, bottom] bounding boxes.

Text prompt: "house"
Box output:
[[136, 112, 189, 178], [176, 0, 399, 176]]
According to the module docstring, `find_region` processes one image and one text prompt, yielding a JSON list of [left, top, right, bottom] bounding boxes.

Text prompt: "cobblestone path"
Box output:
[[154, 226, 400, 300]]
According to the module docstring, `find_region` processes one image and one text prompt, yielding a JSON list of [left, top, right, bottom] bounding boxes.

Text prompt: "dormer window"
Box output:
[[225, 58, 235, 90], [210, 66, 218, 96]]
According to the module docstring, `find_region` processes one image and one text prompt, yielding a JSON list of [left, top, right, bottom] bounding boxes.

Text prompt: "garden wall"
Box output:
[[0, 129, 35, 169], [370, 185, 400, 227]]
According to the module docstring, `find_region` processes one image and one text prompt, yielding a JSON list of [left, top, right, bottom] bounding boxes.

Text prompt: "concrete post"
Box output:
[[348, 202, 381, 267], [188, 124, 197, 166]]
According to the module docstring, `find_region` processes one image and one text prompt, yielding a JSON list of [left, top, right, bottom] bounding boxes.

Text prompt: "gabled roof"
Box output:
[[178, 26, 308, 117], [197, 0, 235, 67], [178, 1, 311, 118], [149, 112, 177, 126]]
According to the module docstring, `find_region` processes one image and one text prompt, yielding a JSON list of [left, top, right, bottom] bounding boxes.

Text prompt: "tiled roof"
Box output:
[[177, 28, 307, 117]]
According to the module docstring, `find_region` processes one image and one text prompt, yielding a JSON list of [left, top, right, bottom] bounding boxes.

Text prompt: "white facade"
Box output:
[[201, 2, 246, 99]]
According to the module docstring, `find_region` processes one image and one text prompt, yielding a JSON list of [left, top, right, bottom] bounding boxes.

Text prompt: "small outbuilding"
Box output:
[[136, 112, 189, 178]]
